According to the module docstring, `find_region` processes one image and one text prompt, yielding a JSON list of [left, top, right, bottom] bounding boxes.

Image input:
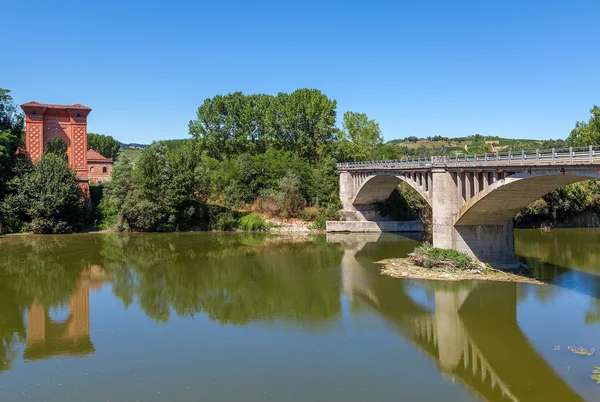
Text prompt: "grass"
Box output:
[[238, 213, 270, 232], [412, 242, 479, 271]]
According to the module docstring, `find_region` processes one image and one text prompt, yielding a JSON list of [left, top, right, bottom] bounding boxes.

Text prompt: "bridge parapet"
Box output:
[[337, 145, 600, 171]]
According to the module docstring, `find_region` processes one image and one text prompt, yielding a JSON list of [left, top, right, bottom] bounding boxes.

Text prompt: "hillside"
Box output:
[[386, 135, 565, 156]]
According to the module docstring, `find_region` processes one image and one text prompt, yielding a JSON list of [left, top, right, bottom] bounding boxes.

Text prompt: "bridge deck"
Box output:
[[337, 145, 600, 171]]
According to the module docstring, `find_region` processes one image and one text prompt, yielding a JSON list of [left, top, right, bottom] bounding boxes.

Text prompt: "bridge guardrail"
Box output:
[[337, 145, 600, 170]]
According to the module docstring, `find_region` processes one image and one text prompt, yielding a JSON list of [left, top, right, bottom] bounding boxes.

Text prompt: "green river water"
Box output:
[[0, 229, 599, 401]]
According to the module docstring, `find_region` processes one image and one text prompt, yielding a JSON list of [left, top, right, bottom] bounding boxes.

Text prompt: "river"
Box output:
[[0, 229, 598, 401]]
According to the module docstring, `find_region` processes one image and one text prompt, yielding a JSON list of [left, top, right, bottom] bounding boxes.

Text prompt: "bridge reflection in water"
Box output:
[[332, 232, 584, 402], [24, 266, 105, 361]]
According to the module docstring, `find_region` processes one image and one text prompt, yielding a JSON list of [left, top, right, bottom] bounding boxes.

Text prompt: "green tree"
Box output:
[[44, 138, 68, 159], [1, 154, 83, 233], [88, 133, 121, 160], [342, 111, 383, 161], [0, 89, 24, 197], [567, 106, 600, 147]]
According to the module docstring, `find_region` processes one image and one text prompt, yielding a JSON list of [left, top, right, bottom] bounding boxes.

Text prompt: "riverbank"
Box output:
[[377, 257, 545, 284]]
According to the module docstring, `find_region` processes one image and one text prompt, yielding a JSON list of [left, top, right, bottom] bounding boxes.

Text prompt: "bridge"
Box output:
[[336, 146, 600, 268]]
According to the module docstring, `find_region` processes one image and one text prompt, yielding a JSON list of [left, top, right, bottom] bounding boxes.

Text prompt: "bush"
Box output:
[[412, 243, 477, 271], [300, 206, 319, 221], [211, 210, 238, 231], [0, 154, 84, 234], [238, 213, 269, 231], [309, 214, 327, 230]]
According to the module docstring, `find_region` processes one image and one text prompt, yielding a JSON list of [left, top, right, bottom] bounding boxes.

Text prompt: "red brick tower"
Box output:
[[21, 102, 92, 195]]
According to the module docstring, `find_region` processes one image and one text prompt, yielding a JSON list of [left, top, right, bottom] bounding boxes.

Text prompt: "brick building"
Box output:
[[87, 149, 114, 185]]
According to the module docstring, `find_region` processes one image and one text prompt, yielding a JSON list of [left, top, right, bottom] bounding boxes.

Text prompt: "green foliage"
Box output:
[[413, 242, 477, 270], [567, 106, 600, 147], [516, 181, 600, 226], [105, 142, 207, 232], [310, 214, 327, 230], [340, 111, 384, 162], [0, 154, 83, 233], [189, 89, 338, 163], [376, 182, 431, 222], [44, 138, 68, 159], [238, 213, 269, 231], [88, 133, 120, 160]]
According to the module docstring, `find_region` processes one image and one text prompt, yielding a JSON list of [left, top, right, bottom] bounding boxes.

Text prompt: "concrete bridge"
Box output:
[[336, 146, 600, 268]]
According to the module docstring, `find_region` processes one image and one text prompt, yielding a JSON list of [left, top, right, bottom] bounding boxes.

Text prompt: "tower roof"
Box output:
[[21, 101, 91, 110]]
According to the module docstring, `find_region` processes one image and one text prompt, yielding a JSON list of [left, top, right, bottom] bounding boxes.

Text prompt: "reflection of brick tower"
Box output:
[[20, 102, 92, 198], [24, 267, 103, 360]]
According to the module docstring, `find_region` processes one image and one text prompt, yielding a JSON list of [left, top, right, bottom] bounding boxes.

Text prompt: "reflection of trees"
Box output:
[[0, 277, 25, 373], [100, 233, 344, 326], [515, 229, 600, 323], [515, 229, 600, 274]]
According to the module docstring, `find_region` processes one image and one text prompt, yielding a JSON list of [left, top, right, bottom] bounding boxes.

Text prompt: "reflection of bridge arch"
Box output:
[[24, 266, 104, 360], [334, 234, 583, 402]]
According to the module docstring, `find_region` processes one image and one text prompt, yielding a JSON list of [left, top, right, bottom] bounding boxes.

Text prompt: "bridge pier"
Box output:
[[431, 169, 519, 267]]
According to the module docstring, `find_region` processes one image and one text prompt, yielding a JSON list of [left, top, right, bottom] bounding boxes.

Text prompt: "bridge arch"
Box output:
[[352, 173, 433, 208], [455, 169, 600, 226]]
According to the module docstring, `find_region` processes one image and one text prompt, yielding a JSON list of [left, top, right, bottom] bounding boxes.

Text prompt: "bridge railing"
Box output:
[[337, 145, 600, 170]]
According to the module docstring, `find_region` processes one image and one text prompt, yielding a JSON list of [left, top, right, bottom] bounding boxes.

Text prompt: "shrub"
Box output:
[[412, 242, 477, 271], [238, 213, 269, 231], [0, 154, 84, 234], [300, 206, 319, 221], [211, 211, 238, 231], [309, 214, 327, 230], [278, 172, 304, 218]]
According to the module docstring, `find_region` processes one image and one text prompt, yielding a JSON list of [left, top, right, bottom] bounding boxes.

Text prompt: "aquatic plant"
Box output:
[[591, 367, 600, 384]]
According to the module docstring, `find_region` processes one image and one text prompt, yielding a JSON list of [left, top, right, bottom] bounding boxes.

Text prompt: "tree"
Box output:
[[88, 133, 121, 160], [342, 111, 383, 161], [189, 89, 338, 162], [1, 154, 83, 233], [567, 105, 600, 147], [45, 138, 68, 159], [0, 89, 24, 194]]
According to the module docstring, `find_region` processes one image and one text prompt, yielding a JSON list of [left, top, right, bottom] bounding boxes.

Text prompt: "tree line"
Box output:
[[0, 86, 599, 234]]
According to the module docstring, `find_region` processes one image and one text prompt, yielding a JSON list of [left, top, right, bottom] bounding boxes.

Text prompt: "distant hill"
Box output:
[[119, 142, 149, 149], [386, 135, 565, 156]]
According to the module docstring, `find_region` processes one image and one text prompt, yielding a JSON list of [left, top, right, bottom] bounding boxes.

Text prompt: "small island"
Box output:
[[377, 243, 545, 285]]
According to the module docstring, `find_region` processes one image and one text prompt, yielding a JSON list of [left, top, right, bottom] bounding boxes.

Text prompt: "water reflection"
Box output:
[[515, 229, 600, 326], [0, 231, 598, 401], [332, 232, 587, 402], [25, 266, 105, 360]]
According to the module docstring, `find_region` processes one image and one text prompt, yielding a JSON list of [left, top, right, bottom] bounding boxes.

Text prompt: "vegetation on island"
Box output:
[[409, 243, 480, 271], [379, 243, 542, 284]]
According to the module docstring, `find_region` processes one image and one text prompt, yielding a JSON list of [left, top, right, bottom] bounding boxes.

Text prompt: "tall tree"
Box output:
[[341, 111, 383, 161], [567, 105, 600, 147]]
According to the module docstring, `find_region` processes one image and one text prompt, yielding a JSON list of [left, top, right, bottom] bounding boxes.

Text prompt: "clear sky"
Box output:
[[2, 0, 599, 144]]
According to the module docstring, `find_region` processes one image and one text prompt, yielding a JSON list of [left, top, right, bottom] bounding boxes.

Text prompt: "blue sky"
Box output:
[[2, 0, 599, 143]]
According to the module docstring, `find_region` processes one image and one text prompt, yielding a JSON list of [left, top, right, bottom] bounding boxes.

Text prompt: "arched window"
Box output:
[[102, 167, 107, 173], [90, 166, 95, 172]]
